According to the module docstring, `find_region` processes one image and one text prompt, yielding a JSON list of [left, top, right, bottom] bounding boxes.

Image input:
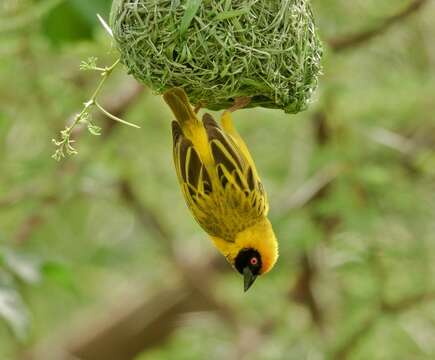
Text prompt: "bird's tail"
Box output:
[[163, 87, 198, 127]]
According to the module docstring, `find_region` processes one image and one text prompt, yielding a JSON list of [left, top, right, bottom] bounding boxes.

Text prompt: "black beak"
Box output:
[[243, 267, 257, 292]]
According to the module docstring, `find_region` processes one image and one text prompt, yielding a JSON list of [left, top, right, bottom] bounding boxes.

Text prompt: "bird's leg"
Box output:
[[221, 96, 251, 130], [227, 96, 251, 113], [194, 101, 204, 114]]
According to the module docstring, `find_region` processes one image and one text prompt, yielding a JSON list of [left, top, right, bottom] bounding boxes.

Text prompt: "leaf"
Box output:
[[71, 0, 112, 25], [41, 1, 94, 45], [179, 0, 202, 37], [80, 57, 99, 71], [87, 123, 102, 136], [0, 287, 30, 341], [41, 261, 76, 292], [214, 8, 250, 21]]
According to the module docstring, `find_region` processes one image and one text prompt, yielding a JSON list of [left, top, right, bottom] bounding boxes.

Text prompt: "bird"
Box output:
[[163, 87, 278, 291]]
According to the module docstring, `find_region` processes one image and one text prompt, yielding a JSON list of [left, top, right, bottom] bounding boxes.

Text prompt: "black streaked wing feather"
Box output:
[[208, 114, 268, 215], [203, 114, 244, 171], [203, 113, 249, 191], [246, 166, 255, 191], [172, 121, 212, 198]]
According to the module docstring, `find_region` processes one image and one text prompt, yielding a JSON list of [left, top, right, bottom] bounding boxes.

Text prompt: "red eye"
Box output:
[[250, 257, 258, 266]]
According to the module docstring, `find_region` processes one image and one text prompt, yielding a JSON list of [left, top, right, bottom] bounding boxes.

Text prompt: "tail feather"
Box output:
[[163, 88, 198, 126]]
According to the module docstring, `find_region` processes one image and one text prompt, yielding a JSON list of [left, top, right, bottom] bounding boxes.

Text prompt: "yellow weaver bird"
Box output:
[[163, 88, 278, 291]]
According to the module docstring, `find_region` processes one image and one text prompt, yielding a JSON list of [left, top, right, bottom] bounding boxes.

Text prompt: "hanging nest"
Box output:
[[110, 0, 323, 113]]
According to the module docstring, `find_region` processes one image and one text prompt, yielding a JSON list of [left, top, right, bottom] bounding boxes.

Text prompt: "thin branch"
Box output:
[[366, 127, 416, 155], [333, 312, 379, 360], [95, 102, 140, 128], [289, 252, 323, 327], [277, 163, 343, 217], [328, 0, 428, 52], [285, 109, 339, 330], [73, 80, 145, 138], [97, 14, 113, 37], [118, 179, 172, 245], [381, 291, 435, 314], [52, 59, 141, 160]]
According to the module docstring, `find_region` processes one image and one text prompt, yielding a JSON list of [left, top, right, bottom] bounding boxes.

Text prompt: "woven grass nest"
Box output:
[[110, 0, 322, 113]]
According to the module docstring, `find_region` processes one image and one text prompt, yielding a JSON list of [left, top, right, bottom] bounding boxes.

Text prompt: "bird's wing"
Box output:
[[220, 110, 264, 183], [202, 114, 268, 227], [172, 120, 224, 238], [216, 111, 269, 214], [202, 114, 248, 191], [172, 121, 212, 199], [172, 113, 267, 242]]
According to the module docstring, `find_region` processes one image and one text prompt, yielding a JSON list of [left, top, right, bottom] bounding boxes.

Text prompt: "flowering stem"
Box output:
[[52, 58, 140, 161], [68, 58, 123, 132]]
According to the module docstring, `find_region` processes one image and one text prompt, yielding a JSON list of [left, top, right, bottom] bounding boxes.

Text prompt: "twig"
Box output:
[[333, 312, 379, 360], [286, 109, 340, 329], [366, 127, 416, 155], [0, 188, 48, 209], [118, 179, 172, 245], [328, 0, 428, 52], [289, 252, 323, 327], [277, 163, 343, 217], [97, 14, 113, 38], [95, 102, 140, 128], [52, 59, 140, 161], [381, 291, 435, 314]]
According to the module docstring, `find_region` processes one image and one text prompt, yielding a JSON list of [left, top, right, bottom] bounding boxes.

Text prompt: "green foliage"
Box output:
[[41, 0, 112, 45]]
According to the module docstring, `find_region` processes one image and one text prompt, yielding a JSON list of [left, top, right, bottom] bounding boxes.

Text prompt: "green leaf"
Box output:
[[80, 57, 99, 71], [41, 261, 76, 292], [214, 8, 250, 21], [179, 0, 202, 37], [71, 0, 112, 24], [88, 123, 102, 136], [41, 1, 94, 45]]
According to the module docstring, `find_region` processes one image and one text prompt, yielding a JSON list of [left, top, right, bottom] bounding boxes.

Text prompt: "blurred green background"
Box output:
[[1, 0, 435, 359]]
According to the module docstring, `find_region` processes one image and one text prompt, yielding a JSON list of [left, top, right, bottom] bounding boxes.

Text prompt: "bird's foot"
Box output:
[[227, 96, 251, 113], [194, 101, 204, 114]]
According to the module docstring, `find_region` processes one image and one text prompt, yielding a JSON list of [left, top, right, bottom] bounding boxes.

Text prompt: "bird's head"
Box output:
[[231, 218, 279, 291], [210, 218, 278, 291]]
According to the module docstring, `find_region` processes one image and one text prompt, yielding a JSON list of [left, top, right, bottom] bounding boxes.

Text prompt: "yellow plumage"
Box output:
[[163, 88, 278, 291]]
